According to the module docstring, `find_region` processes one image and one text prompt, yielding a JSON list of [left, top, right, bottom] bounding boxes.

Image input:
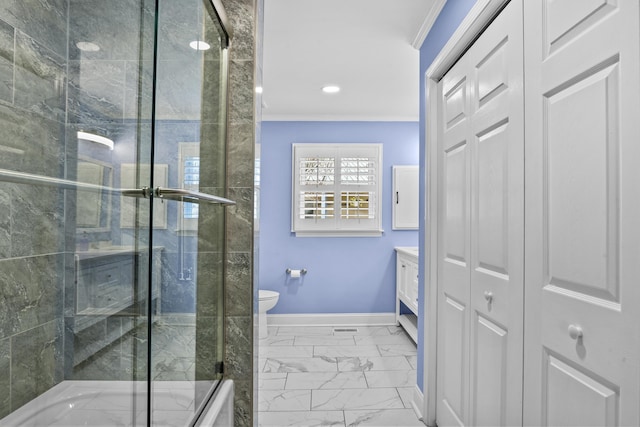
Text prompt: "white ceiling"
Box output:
[[261, 0, 440, 121]]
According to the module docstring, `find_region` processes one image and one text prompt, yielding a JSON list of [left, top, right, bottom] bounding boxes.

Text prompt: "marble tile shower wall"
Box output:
[[221, 0, 261, 426], [0, 0, 69, 419]]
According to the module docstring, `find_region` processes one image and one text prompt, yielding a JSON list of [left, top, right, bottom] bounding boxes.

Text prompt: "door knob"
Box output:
[[483, 291, 493, 303], [568, 324, 583, 340]]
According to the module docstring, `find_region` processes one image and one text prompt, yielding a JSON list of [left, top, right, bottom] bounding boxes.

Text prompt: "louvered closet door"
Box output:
[[436, 1, 524, 426], [523, 1, 640, 425]]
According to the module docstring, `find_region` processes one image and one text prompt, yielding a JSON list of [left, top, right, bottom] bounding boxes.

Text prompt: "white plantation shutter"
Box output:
[[292, 143, 382, 236]]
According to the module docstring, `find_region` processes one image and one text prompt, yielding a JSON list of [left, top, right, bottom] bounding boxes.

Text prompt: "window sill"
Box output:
[[292, 229, 384, 238]]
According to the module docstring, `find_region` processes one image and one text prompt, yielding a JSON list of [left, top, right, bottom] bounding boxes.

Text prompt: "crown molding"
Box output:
[[411, 0, 447, 49]]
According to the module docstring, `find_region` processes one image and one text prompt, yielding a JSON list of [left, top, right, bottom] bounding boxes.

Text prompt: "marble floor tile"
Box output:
[[258, 410, 346, 427], [337, 356, 412, 372], [277, 326, 334, 336], [257, 324, 423, 427], [364, 370, 417, 388], [285, 372, 367, 390], [386, 325, 409, 335], [314, 345, 381, 359], [377, 343, 418, 357], [397, 387, 415, 409], [259, 389, 312, 412], [333, 326, 390, 336], [295, 335, 357, 346], [354, 334, 415, 346], [263, 357, 337, 373], [344, 408, 425, 426], [259, 335, 295, 346], [262, 345, 314, 358], [406, 355, 418, 370], [311, 388, 404, 411], [259, 373, 287, 390]]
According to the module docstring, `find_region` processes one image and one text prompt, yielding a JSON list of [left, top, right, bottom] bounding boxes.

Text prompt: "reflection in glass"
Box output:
[[76, 159, 112, 230]]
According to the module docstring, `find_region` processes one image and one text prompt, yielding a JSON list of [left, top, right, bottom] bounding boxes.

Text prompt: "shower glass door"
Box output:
[[0, 0, 230, 425], [149, 0, 230, 425], [70, 0, 232, 425]]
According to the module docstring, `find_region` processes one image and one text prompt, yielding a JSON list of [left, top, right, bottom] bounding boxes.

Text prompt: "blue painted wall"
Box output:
[[416, 0, 478, 391], [260, 121, 419, 314]]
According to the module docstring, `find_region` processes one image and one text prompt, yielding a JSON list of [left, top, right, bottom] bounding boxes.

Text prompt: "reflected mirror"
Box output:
[[76, 158, 113, 231]]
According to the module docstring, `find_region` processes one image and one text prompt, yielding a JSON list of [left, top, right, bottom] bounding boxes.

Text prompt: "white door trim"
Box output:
[[422, 0, 510, 425]]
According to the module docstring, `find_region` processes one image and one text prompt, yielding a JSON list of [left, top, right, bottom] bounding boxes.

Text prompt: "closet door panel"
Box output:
[[545, 354, 618, 427], [545, 63, 618, 298], [471, 313, 508, 427], [474, 37, 509, 110], [468, 1, 525, 425], [440, 294, 468, 426], [443, 140, 469, 268], [442, 102, 470, 311], [437, 53, 471, 427], [444, 73, 468, 131], [442, 65, 471, 281], [474, 122, 509, 280], [471, 120, 513, 330], [524, 0, 640, 424], [545, 0, 617, 57], [437, 1, 524, 426]]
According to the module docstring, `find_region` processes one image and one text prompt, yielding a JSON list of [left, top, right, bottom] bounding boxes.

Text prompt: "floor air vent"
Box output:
[[333, 328, 358, 333]]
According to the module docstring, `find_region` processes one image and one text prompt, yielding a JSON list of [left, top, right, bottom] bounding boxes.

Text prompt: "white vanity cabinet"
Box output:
[[395, 247, 418, 342]]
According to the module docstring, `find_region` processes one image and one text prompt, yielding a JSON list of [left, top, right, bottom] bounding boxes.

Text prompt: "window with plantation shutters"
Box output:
[[292, 143, 383, 236]]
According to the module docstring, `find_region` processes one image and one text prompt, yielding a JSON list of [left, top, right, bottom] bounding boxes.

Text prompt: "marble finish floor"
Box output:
[[258, 325, 423, 427]]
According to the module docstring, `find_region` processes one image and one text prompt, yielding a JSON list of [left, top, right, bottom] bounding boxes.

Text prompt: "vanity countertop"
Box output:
[[76, 245, 164, 260], [395, 246, 418, 258]]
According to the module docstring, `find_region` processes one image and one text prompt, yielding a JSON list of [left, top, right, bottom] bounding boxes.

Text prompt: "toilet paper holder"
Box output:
[[286, 268, 307, 275]]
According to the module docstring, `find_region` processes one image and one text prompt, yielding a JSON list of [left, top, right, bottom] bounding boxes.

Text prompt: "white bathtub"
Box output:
[[193, 381, 234, 427], [0, 380, 233, 427]]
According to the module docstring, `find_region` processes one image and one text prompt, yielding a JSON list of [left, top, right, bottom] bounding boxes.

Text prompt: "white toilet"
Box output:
[[258, 290, 279, 339]]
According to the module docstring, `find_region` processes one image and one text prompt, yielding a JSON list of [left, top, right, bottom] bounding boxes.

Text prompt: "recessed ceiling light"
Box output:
[[255, 86, 263, 94], [76, 41, 100, 52], [189, 40, 211, 51], [322, 85, 340, 94]]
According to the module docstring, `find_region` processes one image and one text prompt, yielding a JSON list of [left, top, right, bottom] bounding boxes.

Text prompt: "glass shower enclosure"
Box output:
[[0, 0, 232, 425]]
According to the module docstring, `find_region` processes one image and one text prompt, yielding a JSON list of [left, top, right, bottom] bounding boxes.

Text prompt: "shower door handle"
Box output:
[[120, 187, 236, 206], [154, 187, 236, 206], [120, 187, 153, 198]]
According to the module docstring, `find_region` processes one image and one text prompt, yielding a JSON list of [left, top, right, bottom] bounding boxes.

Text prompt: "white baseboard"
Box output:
[[267, 313, 396, 327], [411, 384, 425, 423]]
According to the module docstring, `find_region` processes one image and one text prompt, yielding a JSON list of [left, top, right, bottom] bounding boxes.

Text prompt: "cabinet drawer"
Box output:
[[95, 263, 120, 287]]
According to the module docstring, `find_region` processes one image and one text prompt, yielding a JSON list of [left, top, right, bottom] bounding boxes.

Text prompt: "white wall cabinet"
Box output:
[[395, 247, 418, 342], [392, 165, 419, 230]]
